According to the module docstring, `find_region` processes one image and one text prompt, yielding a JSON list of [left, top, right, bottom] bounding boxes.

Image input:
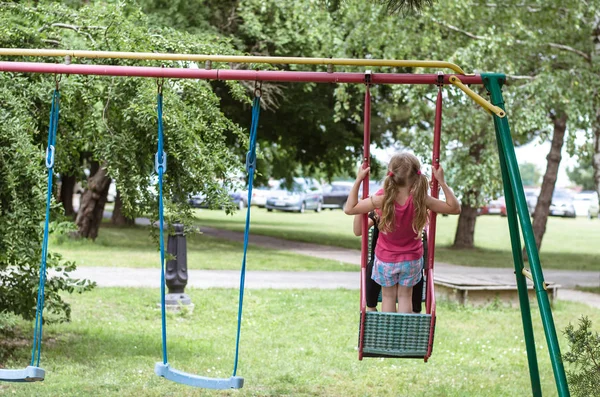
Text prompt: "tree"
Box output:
[[519, 162, 542, 187], [1, 2, 248, 239], [567, 164, 596, 190], [420, 0, 598, 253], [0, 73, 94, 323], [0, 1, 248, 322], [591, 11, 600, 219], [373, 0, 433, 13]]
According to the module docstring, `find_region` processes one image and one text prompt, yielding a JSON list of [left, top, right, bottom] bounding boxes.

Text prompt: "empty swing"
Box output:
[[358, 75, 443, 361], [154, 80, 262, 389], [0, 79, 61, 383]]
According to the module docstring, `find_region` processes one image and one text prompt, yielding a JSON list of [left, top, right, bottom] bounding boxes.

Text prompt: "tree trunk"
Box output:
[[59, 174, 76, 217], [592, 17, 600, 212], [75, 164, 111, 239], [111, 190, 134, 226], [452, 204, 478, 249], [594, 109, 600, 208], [452, 133, 486, 249], [528, 112, 567, 255]]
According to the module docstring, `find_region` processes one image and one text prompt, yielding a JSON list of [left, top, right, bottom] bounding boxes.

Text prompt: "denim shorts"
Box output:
[[372, 256, 423, 287]]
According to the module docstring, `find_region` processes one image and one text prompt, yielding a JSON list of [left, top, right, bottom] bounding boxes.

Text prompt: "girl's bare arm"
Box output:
[[353, 214, 375, 236]]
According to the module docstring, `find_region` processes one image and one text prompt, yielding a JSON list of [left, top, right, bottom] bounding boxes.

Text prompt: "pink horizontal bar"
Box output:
[[0, 61, 484, 85]]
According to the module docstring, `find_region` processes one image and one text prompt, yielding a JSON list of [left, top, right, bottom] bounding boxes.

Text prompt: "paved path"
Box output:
[[200, 226, 600, 289], [70, 267, 600, 309], [70, 267, 358, 289], [86, 215, 600, 309]]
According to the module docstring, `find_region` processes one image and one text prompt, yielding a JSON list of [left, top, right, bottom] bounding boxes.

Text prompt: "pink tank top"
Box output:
[[374, 189, 423, 262]]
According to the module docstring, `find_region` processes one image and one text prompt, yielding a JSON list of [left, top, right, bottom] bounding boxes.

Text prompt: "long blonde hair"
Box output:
[[379, 153, 429, 236]]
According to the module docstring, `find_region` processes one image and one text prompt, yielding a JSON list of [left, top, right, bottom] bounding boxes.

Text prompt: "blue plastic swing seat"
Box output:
[[155, 363, 243, 389], [0, 366, 45, 382]]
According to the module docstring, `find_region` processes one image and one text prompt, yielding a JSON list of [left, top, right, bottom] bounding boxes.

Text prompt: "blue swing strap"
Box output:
[[233, 84, 261, 377], [32, 86, 60, 367], [0, 83, 59, 384], [155, 82, 261, 389], [156, 81, 168, 366]]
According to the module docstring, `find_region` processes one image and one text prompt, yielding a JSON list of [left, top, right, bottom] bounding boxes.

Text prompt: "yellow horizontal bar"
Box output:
[[0, 48, 467, 75], [449, 75, 506, 118], [522, 269, 548, 291]]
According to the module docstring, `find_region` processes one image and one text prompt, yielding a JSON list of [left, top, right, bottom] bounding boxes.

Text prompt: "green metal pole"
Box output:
[[482, 73, 570, 397], [486, 81, 542, 396]]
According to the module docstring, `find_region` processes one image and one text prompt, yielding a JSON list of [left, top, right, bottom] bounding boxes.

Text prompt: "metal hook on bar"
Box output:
[[54, 74, 61, 90], [156, 65, 166, 94], [254, 80, 262, 98], [436, 71, 444, 88], [365, 70, 372, 85]]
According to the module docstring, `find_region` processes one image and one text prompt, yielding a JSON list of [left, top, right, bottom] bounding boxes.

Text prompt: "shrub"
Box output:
[[563, 316, 600, 397], [0, 77, 94, 325]]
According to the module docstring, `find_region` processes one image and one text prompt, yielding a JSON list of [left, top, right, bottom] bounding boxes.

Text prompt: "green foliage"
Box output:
[[0, 1, 249, 219], [375, 0, 433, 14], [567, 165, 596, 190], [563, 317, 600, 397], [0, 74, 95, 323], [0, 1, 248, 322], [519, 162, 542, 187]]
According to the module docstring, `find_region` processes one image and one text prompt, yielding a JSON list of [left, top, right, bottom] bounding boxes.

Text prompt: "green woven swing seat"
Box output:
[[361, 311, 434, 358]]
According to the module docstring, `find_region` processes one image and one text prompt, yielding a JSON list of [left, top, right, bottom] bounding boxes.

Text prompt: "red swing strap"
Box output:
[[358, 72, 372, 360], [424, 75, 443, 360]]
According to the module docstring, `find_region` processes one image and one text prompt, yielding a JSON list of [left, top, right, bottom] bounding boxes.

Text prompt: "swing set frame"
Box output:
[[0, 49, 569, 397]]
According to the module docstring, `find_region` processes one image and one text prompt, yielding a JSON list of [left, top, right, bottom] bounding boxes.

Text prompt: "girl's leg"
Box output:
[[366, 260, 381, 312], [381, 285, 398, 312], [397, 286, 413, 313]]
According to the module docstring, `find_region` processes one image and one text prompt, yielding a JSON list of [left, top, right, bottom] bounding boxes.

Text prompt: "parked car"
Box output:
[[250, 187, 270, 208], [573, 190, 600, 219], [229, 190, 248, 210], [265, 178, 323, 213], [322, 181, 353, 210], [524, 188, 539, 215], [321, 180, 382, 210], [359, 181, 383, 197], [549, 189, 576, 218], [188, 193, 207, 208], [188, 190, 247, 210], [479, 196, 507, 216]]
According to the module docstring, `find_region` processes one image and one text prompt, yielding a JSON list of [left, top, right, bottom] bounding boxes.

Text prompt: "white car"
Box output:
[[573, 191, 600, 219], [250, 187, 271, 208]]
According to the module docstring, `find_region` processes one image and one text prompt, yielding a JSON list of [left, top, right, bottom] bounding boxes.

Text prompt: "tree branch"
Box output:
[[433, 19, 486, 40], [433, 18, 591, 63], [546, 42, 591, 62], [38, 23, 106, 45], [41, 39, 61, 46], [506, 75, 536, 81]]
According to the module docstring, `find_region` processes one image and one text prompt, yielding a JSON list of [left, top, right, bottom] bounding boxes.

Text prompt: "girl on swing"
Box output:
[[345, 152, 460, 313]]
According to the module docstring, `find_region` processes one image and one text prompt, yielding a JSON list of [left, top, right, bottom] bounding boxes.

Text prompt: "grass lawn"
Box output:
[[52, 225, 355, 272], [194, 208, 600, 270], [1, 288, 599, 396]]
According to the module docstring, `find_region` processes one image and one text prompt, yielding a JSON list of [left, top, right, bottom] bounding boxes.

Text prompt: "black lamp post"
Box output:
[[165, 223, 192, 309]]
